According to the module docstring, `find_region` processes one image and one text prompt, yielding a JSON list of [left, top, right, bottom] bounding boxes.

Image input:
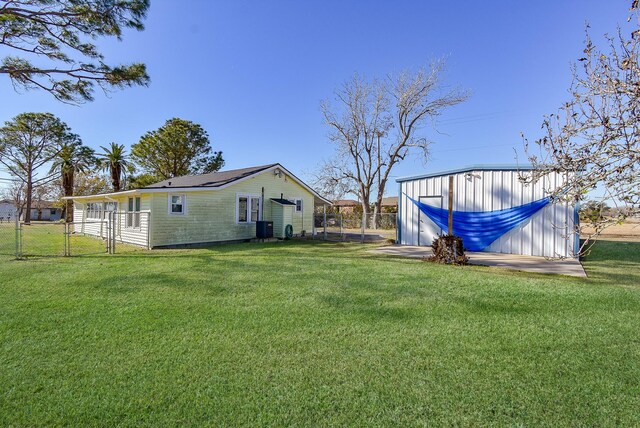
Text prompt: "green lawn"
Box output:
[[1, 238, 639, 426]]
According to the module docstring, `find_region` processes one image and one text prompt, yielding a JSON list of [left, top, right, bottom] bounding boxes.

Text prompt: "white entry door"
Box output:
[[418, 196, 443, 246]]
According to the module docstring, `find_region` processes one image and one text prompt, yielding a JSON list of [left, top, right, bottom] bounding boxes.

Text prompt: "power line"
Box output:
[[436, 110, 535, 126], [432, 143, 519, 153]]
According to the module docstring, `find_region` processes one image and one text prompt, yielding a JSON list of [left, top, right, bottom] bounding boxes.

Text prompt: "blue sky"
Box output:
[[0, 1, 629, 196]]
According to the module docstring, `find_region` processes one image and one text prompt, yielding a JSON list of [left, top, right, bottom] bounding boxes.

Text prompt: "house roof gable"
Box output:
[[66, 163, 332, 205], [143, 164, 278, 189]]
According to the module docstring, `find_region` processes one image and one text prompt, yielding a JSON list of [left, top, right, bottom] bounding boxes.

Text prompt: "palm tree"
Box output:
[[50, 142, 96, 222], [99, 143, 130, 192]]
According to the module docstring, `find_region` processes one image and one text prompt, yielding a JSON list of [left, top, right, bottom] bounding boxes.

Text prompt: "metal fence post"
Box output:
[[323, 205, 327, 240], [14, 213, 20, 259], [106, 213, 111, 254], [113, 211, 117, 253], [66, 222, 71, 257]]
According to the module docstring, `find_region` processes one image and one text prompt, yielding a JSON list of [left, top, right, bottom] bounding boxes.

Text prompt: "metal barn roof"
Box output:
[[396, 164, 535, 183]]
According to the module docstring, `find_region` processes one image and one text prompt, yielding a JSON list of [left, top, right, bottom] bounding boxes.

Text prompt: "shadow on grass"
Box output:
[[582, 240, 640, 287], [318, 292, 415, 321]]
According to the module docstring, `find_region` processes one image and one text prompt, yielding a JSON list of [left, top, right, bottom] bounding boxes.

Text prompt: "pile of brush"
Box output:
[[427, 235, 468, 265]]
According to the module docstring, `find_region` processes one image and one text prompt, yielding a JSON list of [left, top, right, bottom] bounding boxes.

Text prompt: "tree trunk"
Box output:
[[64, 170, 74, 222], [112, 163, 121, 192], [374, 175, 390, 231], [360, 201, 368, 243], [372, 198, 382, 229]]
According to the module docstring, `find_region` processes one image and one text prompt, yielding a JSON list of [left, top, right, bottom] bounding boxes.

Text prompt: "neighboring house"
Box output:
[[0, 199, 62, 222], [332, 199, 359, 214], [0, 200, 16, 223], [331, 198, 397, 214], [26, 202, 63, 221], [381, 196, 398, 213], [67, 163, 331, 248]]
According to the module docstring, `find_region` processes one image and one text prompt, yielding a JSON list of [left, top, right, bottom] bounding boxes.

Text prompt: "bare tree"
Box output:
[[317, 61, 469, 227], [523, 5, 640, 255], [375, 62, 469, 222], [319, 75, 392, 224], [2, 180, 26, 218]]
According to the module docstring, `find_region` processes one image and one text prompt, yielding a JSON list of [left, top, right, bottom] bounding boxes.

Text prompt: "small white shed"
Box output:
[[396, 165, 579, 258]]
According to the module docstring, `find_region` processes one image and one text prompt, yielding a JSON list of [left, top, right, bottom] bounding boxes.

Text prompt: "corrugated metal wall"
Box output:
[[398, 169, 577, 258]]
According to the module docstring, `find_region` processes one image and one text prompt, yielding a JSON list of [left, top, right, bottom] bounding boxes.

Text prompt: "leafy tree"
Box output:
[[71, 171, 111, 197], [523, 4, 639, 254], [49, 141, 96, 221], [127, 172, 159, 190], [0, 112, 76, 223], [317, 62, 468, 227], [131, 118, 224, 181], [98, 142, 130, 192], [0, 0, 150, 103]]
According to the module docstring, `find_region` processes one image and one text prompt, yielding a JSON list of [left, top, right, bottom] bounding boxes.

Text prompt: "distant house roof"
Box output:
[[144, 164, 277, 189], [333, 199, 359, 207], [31, 201, 60, 209], [381, 196, 398, 206]]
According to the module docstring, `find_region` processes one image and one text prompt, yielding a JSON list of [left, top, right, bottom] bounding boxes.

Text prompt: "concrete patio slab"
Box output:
[[369, 245, 587, 278]]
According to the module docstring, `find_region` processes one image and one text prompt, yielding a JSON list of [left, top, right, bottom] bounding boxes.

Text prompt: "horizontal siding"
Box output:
[[72, 198, 150, 248], [150, 170, 315, 247], [399, 170, 577, 258]]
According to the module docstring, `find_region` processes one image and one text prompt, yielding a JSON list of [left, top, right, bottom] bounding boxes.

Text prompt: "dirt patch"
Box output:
[[581, 218, 640, 242]]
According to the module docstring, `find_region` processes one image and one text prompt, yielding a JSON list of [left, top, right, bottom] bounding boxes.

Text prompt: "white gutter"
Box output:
[[62, 189, 140, 200]]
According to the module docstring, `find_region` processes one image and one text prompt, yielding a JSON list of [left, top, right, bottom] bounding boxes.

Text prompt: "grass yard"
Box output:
[[1, 238, 639, 426]]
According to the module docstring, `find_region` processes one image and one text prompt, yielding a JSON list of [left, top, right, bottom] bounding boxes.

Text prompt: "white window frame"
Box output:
[[86, 202, 103, 220], [168, 193, 187, 215], [236, 193, 261, 224], [126, 196, 141, 229], [289, 197, 303, 213]]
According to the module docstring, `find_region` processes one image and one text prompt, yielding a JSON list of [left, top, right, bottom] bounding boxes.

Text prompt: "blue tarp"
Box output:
[[407, 195, 551, 251]]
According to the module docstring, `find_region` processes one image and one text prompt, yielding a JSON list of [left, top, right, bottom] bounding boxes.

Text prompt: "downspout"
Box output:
[[397, 182, 402, 244], [574, 199, 581, 258]]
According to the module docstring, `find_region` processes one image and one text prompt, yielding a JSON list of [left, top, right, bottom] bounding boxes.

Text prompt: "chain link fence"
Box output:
[[0, 213, 19, 256], [0, 210, 149, 259], [313, 213, 397, 242]]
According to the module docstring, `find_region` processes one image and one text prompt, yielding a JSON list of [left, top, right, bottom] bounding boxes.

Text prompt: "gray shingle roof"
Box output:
[[270, 198, 296, 205], [144, 164, 278, 189]]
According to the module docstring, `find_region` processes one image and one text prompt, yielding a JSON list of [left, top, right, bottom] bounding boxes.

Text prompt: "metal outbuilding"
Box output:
[[396, 165, 579, 258]]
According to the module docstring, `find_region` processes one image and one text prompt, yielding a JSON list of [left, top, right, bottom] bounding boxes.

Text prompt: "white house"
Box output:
[[0, 200, 16, 223]]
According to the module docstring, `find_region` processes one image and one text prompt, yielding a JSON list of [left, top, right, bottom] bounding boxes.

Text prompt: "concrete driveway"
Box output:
[[369, 245, 587, 278]]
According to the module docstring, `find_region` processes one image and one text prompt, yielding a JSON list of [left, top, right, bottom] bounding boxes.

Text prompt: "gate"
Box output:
[[2, 211, 147, 259]]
